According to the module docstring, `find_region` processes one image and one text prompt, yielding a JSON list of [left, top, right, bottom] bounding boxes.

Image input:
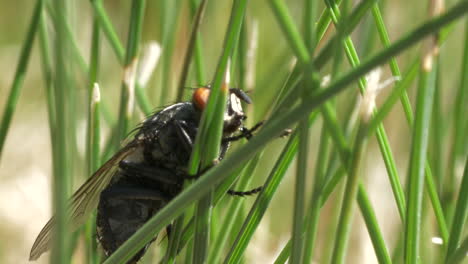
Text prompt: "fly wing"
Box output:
[[29, 141, 140, 261]]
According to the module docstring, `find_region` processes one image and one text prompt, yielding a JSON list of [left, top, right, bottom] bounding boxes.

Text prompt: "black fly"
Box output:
[[29, 87, 262, 263]]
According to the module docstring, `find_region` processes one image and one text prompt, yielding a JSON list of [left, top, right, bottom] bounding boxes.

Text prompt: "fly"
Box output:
[[29, 87, 263, 263]]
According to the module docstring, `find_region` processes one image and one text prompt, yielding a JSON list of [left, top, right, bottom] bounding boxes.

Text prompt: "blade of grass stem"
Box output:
[[446, 17, 468, 221], [175, 166, 247, 256], [313, 0, 379, 71], [295, 3, 319, 259], [44, 2, 117, 124], [190, 1, 248, 262], [45, 2, 88, 73], [367, 59, 419, 135], [207, 155, 262, 264], [85, 84, 101, 264], [176, 0, 208, 101], [116, 0, 146, 144], [327, 1, 448, 236], [158, 0, 183, 105], [269, 0, 310, 62], [91, 0, 125, 63], [404, 54, 438, 264], [84, 13, 102, 262], [445, 158, 468, 261], [190, 0, 207, 85], [38, 12, 56, 144], [51, 0, 72, 262], [223, 125, 303, 264], [371, 3, 448, 239], [290, 115, 310, 264], [91, 0, 151, 116], [357, 183, 392, 264], [430, 67, 443, 190], [302, 125, 330, 263], [447, 236, 468, 264], [269, 0, 351, 157], [331, 121, 370, 264], [162, 5, 205, 250], [276, 181, 391, 264], [266, 2, 468, 262], [101, 8, 468, 261], [0, 0, 43, 160]]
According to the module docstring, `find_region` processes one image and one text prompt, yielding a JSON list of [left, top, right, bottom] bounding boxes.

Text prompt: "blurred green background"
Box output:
[[0, 1, 466, 263]]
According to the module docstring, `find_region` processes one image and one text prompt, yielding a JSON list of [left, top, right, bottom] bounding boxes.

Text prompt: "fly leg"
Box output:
[[227, 186, 263, 197], [222, 121, 264, 143], [173, 120, 195, 153], [223, 121, 292, 144], [222, 122, 265, 197]]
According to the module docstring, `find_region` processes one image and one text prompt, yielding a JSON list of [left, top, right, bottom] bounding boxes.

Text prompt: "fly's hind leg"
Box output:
[[228, 186, 263, 197]]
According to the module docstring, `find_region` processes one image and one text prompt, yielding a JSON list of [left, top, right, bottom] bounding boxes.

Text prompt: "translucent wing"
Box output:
[[29, 141, 140, 260]]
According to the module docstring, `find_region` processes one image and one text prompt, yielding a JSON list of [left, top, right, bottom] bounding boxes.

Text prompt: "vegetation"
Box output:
[[0, 0, 467, 263]]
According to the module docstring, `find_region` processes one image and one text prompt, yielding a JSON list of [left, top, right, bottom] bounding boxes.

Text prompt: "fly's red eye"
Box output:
[[192, 87, 210, 110]]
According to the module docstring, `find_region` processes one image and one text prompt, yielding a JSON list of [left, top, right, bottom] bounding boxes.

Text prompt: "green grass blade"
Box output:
[[269, 0, 310, 63], [207, 155, 261, 264], [158, 0, 183, 105], [115, 0, 146, 143], [446, 236, 468, 264], [302, 126, 330, 263], [191, 1, 249, 261], [91, 0, 125, 63], [84, 13, 102, 262], [38, 11, 56, 144], [330, 120, 370, 264], [404, 54, 438, 264], [100, 5, 467, 261], [190, 0, 207, 85], [51, 1, 72, 262], [176, 0, 208, 101], [371, 2, 448, 240], [445, 158, 468, 261], [446, 15, 468, 221], [367, 59, 419, 136], [357, 185, 392, 264], [325, 1, 407, 226], [223, 126, 303, 264], [162, 2, 207, 254], [45, 2, 88, 73], [290, 116, 310, 264], [0, 0, 43, 160], [85, 84, 102, 264]]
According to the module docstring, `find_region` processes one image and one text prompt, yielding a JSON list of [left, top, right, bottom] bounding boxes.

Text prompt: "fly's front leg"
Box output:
[[173, 120, 195, 153], [223, 121, 292, 143], [223, 121, 264, 143]]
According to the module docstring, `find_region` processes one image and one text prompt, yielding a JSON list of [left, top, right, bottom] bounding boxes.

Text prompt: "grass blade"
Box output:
[[404, 49, 438, 264], [0, 0, 43, 159], [445, 158, 468, 261]]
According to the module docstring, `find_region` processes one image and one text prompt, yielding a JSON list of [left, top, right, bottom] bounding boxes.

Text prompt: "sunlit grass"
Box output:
[[0, 0, 467, 264]]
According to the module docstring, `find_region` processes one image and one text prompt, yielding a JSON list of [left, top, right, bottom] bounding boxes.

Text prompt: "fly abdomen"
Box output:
[[96, 183, 169, 264]]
